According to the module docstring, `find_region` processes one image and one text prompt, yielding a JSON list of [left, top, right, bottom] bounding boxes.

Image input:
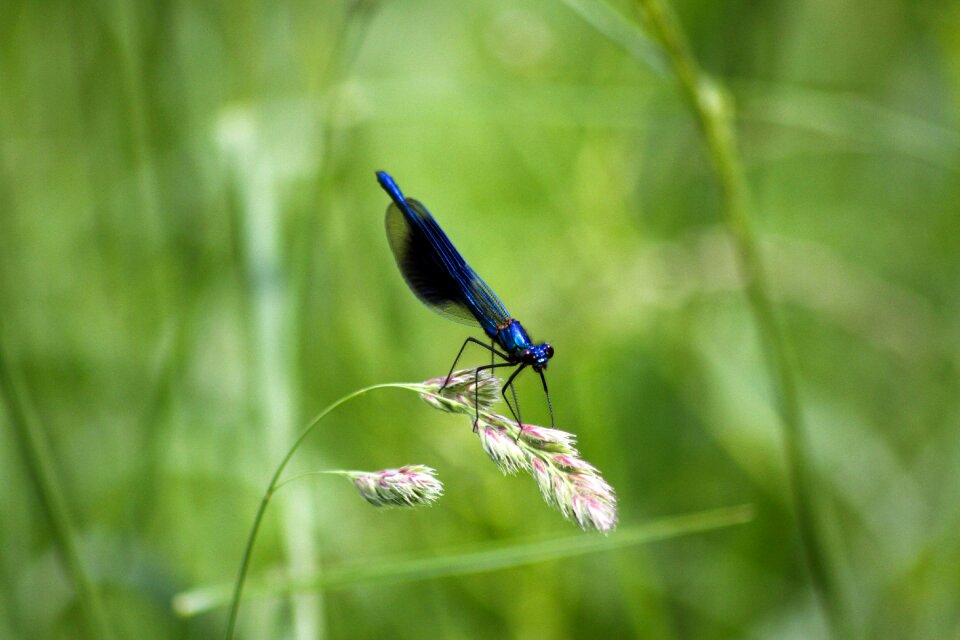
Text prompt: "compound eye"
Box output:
[[545, 344, 554, 359]]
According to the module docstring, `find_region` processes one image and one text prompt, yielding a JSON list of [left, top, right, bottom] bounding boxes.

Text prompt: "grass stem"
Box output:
[[224, 382, 419, 639], [0, 332, 114, 640], [631, 0, 850, 636]]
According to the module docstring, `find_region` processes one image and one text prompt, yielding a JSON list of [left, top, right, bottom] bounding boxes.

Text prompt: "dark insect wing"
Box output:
[[385, 198, 513, 334], [385, 201, 476, 326], [403, 200, 513, 328]]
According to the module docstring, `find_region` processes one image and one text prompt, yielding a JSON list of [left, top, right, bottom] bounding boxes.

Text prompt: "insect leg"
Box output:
[[441, 337, 510, 390], [481, 337, 495, 419], [501, 364, 528, 439], [538, 370, 555, 430], [470, 362, 517, 431]]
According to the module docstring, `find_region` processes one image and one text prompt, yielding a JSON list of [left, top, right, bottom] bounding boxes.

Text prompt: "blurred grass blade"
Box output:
[[737, 81, 960, 172], [631, 0, 849, 636], [560, 0, 667, 76], [174, 504, 753, 616], [219, 109, 323, 640], [0, 333, 114, 639]]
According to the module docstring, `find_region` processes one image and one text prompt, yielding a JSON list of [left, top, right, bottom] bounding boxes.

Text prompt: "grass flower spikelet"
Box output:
[[478, 422, 530, 475], [420, 374, 618, 533], [419, 369, 499, 415], [348, 465, 444, 507]]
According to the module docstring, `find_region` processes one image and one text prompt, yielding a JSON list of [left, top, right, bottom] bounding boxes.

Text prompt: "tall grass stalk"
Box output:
[[222, 117, 321, 639], [0, 333, 114, 640], [223, 5, 381, 637], [631, 0, 849, 637]]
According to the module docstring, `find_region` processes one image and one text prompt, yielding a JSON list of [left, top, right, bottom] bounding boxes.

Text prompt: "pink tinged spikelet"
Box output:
[[530, 456, 553, 498], [527, 445, 619, 533], [567, 472, 618, 532], [552, 453, 597, 473], [348, 466, 443, 507], [552, 474, 567, 509], [419, 369, 499, 415], [519, 425, 579, 453], [478, 422, 529, 475], [417, 372, 618, 533], [502, 423, 618, 533]]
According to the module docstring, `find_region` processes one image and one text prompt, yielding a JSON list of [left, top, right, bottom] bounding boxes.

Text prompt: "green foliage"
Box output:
[[1, 0, 958, 638]]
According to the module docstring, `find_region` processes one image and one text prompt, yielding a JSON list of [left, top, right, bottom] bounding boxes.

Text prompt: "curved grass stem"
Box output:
[[224, 382, 426, 639], [631, 0, 849, 637]]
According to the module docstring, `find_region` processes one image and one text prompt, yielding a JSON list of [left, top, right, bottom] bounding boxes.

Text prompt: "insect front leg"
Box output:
[[501, 364, 528, 440], [441, 337, 510, 390], [471, 362, 517, 432]]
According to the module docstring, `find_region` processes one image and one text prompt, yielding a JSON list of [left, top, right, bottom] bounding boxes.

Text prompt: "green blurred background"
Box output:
[[2, 0, 958, 637]]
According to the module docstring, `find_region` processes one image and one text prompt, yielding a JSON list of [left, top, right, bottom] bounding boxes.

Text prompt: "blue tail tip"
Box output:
[[376, 170, 405, 202]]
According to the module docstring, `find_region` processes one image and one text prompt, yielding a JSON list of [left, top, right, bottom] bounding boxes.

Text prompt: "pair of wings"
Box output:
[[385, 197, 512, 335]]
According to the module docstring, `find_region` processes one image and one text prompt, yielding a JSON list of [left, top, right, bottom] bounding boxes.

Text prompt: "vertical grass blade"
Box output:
[[630, 0, 850, 636], [0, 331, 114, 640], [220, 113, 324, 640]]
